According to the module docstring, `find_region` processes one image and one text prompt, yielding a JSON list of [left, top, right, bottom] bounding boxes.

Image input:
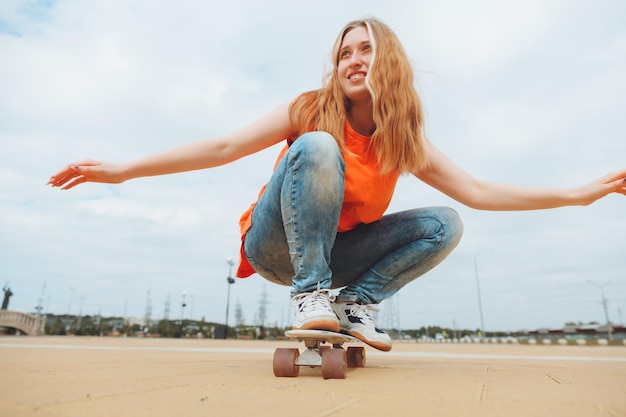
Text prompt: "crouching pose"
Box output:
[[48, 18, 626, 351]]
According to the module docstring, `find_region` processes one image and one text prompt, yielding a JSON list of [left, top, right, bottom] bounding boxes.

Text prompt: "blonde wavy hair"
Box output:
[[289, 17, 429, 175]]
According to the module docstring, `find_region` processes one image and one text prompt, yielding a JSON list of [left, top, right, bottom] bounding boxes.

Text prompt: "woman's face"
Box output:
[[337, 26, 373, 103]]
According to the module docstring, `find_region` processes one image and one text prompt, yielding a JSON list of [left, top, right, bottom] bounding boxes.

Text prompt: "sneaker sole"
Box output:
[[349, 330, 392, 352], [293, 319, 340, 333]]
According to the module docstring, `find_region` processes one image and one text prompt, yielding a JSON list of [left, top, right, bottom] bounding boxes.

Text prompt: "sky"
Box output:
[[1, 0, 625, 333]]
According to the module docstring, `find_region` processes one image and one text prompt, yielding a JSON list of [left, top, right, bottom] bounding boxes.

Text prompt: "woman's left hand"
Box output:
[[573, 169, 626, 206]]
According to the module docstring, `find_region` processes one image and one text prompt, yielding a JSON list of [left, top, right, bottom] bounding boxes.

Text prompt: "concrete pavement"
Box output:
[[1, 336, 625, 417]]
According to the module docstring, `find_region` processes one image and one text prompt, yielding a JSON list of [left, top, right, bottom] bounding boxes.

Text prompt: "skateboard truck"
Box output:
[[273, 330, 366, 379]]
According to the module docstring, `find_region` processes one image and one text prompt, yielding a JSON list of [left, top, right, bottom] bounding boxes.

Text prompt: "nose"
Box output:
[[348, 52, 363, 67]]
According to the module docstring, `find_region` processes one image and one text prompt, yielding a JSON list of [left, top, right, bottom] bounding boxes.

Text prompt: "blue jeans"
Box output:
[[244, 132, 464, 304]]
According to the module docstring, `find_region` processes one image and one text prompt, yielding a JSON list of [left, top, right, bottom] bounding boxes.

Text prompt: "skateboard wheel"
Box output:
[[347, 346, 366, 368], [321, 348, 347, 379], [273, 348, 300, 377]]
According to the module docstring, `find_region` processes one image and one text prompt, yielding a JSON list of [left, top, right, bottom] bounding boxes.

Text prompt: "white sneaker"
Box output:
[[290, 286, 340, 332], [332, 302, 392, 351]]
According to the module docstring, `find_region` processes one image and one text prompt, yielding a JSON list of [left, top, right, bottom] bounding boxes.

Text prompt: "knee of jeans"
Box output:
[[438, 206, 464, 246], [290, 131, 343, 168]]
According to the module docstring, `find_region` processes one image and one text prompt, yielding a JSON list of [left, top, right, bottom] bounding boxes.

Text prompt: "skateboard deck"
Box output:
[[273, 329, 366, 379], [286, 329, 356, 345]]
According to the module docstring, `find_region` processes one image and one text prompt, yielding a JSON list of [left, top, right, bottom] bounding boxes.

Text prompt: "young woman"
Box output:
[[48, 18, 626, 351]]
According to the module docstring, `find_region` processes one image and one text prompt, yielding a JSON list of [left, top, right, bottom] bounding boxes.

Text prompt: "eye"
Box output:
[[339, 49, 351, 59], [363, 44, 372, 52]]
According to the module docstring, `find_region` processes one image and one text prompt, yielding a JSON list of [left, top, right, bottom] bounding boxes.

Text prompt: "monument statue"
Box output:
[[2, 284, 13, 310]]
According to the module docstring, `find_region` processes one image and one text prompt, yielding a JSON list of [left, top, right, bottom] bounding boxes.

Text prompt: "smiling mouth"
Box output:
[[348, 72, 366, 81]]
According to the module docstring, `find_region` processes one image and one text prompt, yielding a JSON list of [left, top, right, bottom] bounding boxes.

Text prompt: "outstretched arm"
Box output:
[[48, 102, 295, 190], [414, 142, 626, 210]]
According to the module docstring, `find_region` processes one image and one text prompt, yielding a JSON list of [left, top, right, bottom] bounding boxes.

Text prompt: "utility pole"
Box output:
[[474, 249, 490, 341], [224, 257, 235, 339], [144, 288, 152, 330], [587, 280, 612, 341], [35, 282, 46, 316], [258, 285, 269, 328], [163, 294, 170, 321], [179, 291, 188, 337], [254, 285, 270, 339]]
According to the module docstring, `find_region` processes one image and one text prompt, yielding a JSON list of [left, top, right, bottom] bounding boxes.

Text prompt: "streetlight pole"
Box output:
[[474, 249, 489, 342], [180, 291, 187, 337], [587, 280, 612, 341], [224, 257, 236, 339]]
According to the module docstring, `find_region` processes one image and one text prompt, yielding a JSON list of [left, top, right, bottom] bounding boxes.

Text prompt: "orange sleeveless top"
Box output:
[[236, 122, 400, 277]]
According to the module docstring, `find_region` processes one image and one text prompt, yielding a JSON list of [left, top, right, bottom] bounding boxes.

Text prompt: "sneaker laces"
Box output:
[[290, 283, 335, 313], [347, 303, 379, 326]]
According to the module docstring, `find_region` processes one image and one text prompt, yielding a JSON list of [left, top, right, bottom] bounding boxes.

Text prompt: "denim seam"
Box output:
[[291, 153, 303, 280]]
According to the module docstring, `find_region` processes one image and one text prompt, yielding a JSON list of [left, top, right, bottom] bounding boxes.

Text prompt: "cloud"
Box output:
[[400, 1, 562, 78]]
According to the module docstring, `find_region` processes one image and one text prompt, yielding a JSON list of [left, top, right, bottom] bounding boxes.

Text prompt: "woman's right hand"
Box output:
[[47, 159, 127, 190], [47, 102, 295, 190]]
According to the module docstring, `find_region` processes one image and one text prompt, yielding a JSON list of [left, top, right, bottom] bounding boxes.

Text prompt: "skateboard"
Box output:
[[273, 329, 366, 379]]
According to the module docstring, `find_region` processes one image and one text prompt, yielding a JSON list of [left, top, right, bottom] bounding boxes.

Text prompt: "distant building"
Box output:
[[519, 324, 625, 342]]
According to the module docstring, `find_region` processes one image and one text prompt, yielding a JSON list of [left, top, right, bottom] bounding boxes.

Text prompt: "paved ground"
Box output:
[[1, 336, 625, 417]]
